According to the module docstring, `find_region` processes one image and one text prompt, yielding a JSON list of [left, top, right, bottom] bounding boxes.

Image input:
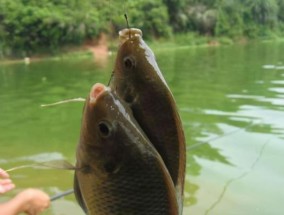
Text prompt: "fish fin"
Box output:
[[107, 70, 115, 86], [74, 173, 88, 213]]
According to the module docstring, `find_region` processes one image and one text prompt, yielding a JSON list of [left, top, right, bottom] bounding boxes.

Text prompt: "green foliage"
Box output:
[[0, 0, 102, 56], [0, 0, 172, 56], [162, 0, 187, 31], [1, 0, 284, 56], [163, 0, 284, 39], [218, 37, 233, 45], [215, 1, 244, 37], [248, 0, 278, 26], [185, 4, 217, 35], [277, 0, 284, 22], [127, 0, 172, 38]]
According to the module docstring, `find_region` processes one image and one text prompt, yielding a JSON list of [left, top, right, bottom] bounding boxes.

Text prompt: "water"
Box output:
[[0, 41, 284, 214]]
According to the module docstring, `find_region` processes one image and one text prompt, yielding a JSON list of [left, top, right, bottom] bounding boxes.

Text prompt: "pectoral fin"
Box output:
[[74, 173, 88, 213]]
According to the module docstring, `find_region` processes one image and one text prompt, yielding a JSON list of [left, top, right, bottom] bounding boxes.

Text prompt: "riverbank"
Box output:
[[1, 33, 284, 66]]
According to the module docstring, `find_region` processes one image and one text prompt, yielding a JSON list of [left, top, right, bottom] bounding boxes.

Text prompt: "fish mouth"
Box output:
[[89, 83, 108, 104], [119, 28, 142, 44]]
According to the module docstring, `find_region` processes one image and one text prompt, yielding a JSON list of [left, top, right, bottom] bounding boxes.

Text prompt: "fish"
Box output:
[[109, 28, 186, 213], [74, 83, 178, 215]]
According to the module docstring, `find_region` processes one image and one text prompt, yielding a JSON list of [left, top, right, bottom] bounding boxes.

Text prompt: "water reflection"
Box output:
[[165, 42, 284, 214], [0, 59, 112, 214], [1, 41, 284, 214]]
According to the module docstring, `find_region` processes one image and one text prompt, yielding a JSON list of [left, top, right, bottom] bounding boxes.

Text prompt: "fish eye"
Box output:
[[124, 56, 135, 69], [98, 121, 112, 138]]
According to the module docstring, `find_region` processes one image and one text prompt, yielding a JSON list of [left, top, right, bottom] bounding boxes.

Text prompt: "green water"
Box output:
[[1, 41, 284, 215]]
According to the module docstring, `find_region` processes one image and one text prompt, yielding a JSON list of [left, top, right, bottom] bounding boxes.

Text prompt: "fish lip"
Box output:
[[119, 28, 142, 44], [89, 83, 109, 104]]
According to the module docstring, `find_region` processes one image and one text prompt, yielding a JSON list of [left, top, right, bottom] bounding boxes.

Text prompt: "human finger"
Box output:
[[0, 168, 9, 179], [0, 179, 15, 194]]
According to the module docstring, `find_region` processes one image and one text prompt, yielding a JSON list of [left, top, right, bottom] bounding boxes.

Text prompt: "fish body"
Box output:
[[110, 28, 186, 212], [74, 83, 178, 215]]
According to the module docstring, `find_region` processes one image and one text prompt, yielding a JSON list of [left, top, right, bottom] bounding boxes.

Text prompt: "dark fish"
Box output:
[[74, 83, 178, 215], [110, 28, 186, 213]]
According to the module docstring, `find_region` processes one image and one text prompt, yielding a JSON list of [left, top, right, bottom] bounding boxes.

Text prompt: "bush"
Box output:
[[126, 0, 172, 38], [0, 0, 173, 56], [0, 0, 102, 56]]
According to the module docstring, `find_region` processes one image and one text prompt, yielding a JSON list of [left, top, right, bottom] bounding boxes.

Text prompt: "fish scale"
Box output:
[[85, 163, 171, 214], [76, 142, 176, 215], [110, 28, 186, 214], [74, 85, 178, 215]]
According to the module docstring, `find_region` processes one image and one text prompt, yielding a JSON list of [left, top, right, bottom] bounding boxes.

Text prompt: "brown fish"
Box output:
[[110, 28, 186, 213], [74, 83, 178, 215]]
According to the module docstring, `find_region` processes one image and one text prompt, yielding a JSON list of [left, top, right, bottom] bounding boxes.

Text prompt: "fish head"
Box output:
[[119, 28, 143, 44], [77, 83, 128, 176], [112, 28, 168, 104]]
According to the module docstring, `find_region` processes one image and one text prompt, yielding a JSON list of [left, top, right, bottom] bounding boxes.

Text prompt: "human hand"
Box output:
[[0, 168, 15, 194], [0, 168, 9, 179], [0, 179, 15, 194], [16, 188, 50, 215]]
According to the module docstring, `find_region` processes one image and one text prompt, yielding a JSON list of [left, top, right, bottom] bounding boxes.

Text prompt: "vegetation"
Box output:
[[1, 0, 284, 57]]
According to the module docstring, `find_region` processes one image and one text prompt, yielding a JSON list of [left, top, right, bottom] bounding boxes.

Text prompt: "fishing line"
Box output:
[[204, 138, 271, 215], [107, 71, 114, 86], [5, 160, 76, 172], [50, 189, 74, 201], [123, 0, 129, 20], [40, 97, 85, 107], [187, 120, 259, 151], [124, 13, 129, 29], [123, 0, 131, 39], [5, 165, 40, 172], [189, 113, 284, 151], [108, 0, 132, 86], [107, 0, 131, 87], [124, 13, 131, 39], [6, 163, 76, 202]]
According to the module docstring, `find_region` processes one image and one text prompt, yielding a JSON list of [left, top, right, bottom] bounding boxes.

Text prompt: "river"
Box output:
[[0, 41, 284, 215]]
